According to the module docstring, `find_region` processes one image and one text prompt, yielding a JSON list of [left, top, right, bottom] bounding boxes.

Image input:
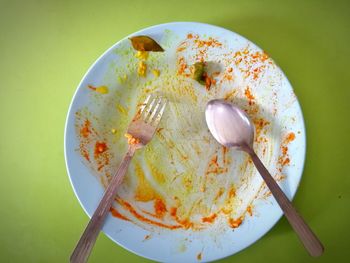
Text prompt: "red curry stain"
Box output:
[[202, 213, 217, 223], [228, 217, 243, 228], [285, 132, 295, 143], [244, 86, 255, 105], [233, 48, 270, 80], [278, 132, 296, 170], [154, 198, 167, 218], [94, 141, 110, 171], [110, 207, 130, 221], [169, 207, 194, 229], [94, 141, 107, 155], [78, 118, 93, 162], [80, 119, 91, 138], [117, 199, 181, 230], [246, 205, 253, 216]]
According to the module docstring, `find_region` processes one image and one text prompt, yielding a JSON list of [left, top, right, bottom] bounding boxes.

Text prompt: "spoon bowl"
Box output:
[[205, 99, 254, 150]]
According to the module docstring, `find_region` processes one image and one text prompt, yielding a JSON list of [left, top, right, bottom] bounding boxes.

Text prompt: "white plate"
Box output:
[[65, 22, 305, 262]]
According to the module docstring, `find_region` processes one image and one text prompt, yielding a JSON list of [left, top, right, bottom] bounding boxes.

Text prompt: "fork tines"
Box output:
[[138, 94, 167, 126]]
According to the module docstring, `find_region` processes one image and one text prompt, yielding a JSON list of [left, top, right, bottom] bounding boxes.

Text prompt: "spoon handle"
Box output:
[[70, 147, 135, 263], [248, 149, 324, 257]]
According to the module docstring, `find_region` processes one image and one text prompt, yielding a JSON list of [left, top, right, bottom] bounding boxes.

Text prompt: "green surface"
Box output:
[[1, 0, 349, 262]]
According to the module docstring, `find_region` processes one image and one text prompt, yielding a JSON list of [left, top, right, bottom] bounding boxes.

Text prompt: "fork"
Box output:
[[70, 95, 167, 263]]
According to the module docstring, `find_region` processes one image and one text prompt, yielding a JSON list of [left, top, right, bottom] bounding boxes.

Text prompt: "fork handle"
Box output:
[[70, 147, 136, 263], [248, 149, 324, 257]]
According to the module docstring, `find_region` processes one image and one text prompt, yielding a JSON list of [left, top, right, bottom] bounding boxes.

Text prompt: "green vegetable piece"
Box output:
[[191, 62, 206, 85], [129, 36, 164, 52]]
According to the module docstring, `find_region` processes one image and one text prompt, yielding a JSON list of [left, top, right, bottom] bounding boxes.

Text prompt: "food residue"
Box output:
[[138, 61, 147, 77], [228, 217, 243, 228], [197, 252, 202, 261], [152, 69, 160, 77], [143, 234, 151, 241], [129, 35, 164, 52], [88, 85, 109, 94], [125, 133, 140, 145], [135, 50, 149, 60], [244, 86, 255, 105], [110, 207, 129, 221]]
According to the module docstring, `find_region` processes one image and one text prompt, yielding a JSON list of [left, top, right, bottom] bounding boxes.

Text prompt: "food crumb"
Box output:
[[125, 133, 140, 145], [94, 142, 108, 155], [202, 213, 217, 223], [116, 104, 128, 115], [152, 69, 160, 77], [138, 61, 147, 77], [197, 252, 202, 261], [118, 74, 128, 83], [247, 205, 253, 216], [229, 217, 243, 228], [88, 85, 109, 94], [111, 128, 117, 134], [143, 234, 151, 241], [244, 86, 255, 105], [135, 51, 149, 60]]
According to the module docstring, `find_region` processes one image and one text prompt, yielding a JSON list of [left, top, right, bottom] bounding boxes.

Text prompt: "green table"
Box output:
[[1, 0, 349, 262]]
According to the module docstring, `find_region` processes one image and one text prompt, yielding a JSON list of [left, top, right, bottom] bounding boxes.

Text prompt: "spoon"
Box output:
[[205, 99, 324, 257]]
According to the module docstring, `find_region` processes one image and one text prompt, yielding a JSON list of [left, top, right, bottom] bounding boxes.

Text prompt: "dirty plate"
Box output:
[[64, 22, 306, 262]]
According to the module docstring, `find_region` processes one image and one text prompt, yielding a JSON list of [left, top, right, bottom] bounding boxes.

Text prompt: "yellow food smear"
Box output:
[[148, 162, 166, 184], [152, 69, 160, 77], [111, 128, 117, 134], [95, 85, 109, 94], [135, 51, 149, 60], [116, 104, 128, 115], [118, 74, 128, 83], [134, 163, 159, 202], [138, 61, 147, 77]]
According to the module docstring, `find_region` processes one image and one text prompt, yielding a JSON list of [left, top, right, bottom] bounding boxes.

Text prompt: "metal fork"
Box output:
[[71, 95, 167, 263]]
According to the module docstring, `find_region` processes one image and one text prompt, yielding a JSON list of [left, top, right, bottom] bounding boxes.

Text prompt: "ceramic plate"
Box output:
[[65, 22, 306, 262]]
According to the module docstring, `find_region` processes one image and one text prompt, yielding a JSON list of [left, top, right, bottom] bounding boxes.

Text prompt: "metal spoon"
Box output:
[[205, 99, 324, 257]]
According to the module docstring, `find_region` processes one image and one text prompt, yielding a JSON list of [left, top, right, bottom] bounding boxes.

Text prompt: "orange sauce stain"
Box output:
[[80, 120, 91, 138], [154, 198, 167, 218], [81, 148, 90, 162], [228, 186, 236, 198], [134, 163, 159, 202], [281, 146, 288, 155], [246, 205, 253, 216], [214, 187, 225, 202], [285, 132, 296, 143], [94, 141, 107, 155], [244, 86, 255, 105], [110, 207, 130, 221], [202, 213, 217, 223], [278, 132, 296, 170], [228, 217, 243, 228], [93, 141, 109, 171], [169, 207, 194, 229], [194, 37, 222, 48], [117, 198, 181, 230], [177, 56, 188, 75]]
